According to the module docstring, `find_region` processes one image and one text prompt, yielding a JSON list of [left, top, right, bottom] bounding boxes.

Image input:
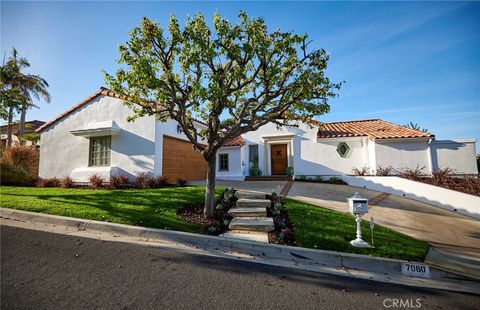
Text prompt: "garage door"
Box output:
[[162, 135, 207, 180]]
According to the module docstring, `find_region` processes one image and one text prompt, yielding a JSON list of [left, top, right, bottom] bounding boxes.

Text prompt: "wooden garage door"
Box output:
[[162, 135, 207, 180]]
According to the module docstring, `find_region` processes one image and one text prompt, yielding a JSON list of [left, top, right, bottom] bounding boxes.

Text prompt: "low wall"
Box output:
[[342, 176, 480, 220]]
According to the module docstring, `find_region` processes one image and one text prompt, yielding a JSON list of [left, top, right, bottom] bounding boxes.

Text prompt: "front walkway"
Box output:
[[287, 181, 480, 249]]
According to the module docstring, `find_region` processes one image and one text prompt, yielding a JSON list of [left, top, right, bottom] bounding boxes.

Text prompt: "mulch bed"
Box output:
[[177, 204, 218, 226], [415, 177, 480, 197], [177, 188, 299, 245], [266, 194, 298, 247], [176, 188, 235, 236]]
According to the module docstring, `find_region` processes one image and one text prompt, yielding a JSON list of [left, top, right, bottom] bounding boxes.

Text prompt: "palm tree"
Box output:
[[404, 121, 428, 133], [0, 48, 50, 146]]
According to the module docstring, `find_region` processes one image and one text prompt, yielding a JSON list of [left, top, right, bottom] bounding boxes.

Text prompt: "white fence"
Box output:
[[342, 176, 480, 220]]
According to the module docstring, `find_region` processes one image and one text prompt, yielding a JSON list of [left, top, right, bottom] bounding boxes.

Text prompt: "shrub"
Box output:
[[315, 175, 324, 182], [329, 176, 341, 183], [399, 165, 425, 181], [61, 176, 75, 188], [0, 146, 39, 185], [461, 175, 480, 196], [110, 175, 129, 189], [286, 166, 294, 177], [89, 174, 104, 189], [1, 165, 32, 186], [431, 167, 454, 185], [376, 165, 393, 176], [135, 173, 154, 189], [36, 177, 61, 188], [177, 178, 188, 186], [154, 176, 168, 188], [299, 175, 307, 181], [352, 167, 369, 176]]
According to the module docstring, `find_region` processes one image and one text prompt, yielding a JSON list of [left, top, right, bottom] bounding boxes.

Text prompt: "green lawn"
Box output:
[[286, 199, 429, 261], [1, 186, 429, 261], [0, 186, 222, 233]]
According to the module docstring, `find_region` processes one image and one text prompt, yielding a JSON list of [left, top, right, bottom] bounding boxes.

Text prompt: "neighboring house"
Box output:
[[0, 120, 45, 148], [36, 88, 478, 182]]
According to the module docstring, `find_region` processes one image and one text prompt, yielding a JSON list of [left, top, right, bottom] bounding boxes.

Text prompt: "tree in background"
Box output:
[[105, 12, 342, 216], [404, 121, 428, 133], [0, 48, 50, 146]]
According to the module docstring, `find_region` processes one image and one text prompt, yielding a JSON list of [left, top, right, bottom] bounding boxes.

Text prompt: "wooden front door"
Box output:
[[271, 144, 288, 175]]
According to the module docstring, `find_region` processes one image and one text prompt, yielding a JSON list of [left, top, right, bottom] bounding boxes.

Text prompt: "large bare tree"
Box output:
[[105, 12, 342, 216]]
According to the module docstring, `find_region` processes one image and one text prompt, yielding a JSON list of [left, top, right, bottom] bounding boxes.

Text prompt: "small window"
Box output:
[[219, 153, 229, 171], [89, 136, 111, 166], [336, 142, 351, 158]]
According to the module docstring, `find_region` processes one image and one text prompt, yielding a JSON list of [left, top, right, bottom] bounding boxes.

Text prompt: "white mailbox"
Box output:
[[347, 192, 368, 215], [347, 192, 370, 248]]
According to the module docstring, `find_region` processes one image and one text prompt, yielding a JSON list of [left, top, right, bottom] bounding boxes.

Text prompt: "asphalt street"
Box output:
[[1, 225, 479, 310]]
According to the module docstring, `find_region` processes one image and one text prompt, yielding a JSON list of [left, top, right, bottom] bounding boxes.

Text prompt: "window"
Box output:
[[249, 144, 259, 166], [89, 136, 111, 166], [219, 153, 229, 171], [336, 142, 351, 158]]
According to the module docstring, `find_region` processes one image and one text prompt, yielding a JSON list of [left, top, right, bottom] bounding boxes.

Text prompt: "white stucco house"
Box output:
[[36, 88, 478, 182]]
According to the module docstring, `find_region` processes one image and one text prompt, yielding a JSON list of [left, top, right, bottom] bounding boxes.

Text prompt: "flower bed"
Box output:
[[266, 192, 298, 246], [413, 176, 479, 197], [33, 174, 189, 190], [177, 187, 236, 236]]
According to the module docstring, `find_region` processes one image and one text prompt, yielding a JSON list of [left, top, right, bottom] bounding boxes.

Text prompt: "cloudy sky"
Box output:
[[2, 1, 479, 150]]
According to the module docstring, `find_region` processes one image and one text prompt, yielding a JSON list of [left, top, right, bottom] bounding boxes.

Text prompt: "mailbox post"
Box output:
[[347, 192, 370, 248]]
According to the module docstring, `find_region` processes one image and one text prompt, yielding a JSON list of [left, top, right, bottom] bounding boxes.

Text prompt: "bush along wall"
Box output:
[[32, 174, 188, 190]]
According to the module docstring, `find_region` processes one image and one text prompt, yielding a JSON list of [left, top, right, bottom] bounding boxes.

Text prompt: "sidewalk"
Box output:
[[1, 207, 479, 295]]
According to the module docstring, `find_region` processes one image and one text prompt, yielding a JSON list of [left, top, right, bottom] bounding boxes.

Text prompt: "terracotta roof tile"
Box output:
[[223, 135, 245, 147], [317, 119, 434, 140]]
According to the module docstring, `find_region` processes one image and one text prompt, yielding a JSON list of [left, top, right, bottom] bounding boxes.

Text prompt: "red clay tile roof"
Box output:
[[223, 135, 245, 147], [36, 87, 207, 132], [317, 119, 434, 140]]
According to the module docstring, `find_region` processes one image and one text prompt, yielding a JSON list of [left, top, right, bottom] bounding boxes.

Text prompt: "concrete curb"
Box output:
[[1, 208, 479, 295]]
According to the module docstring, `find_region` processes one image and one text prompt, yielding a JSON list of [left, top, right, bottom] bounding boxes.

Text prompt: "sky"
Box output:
[[1, 1, 479, 151]]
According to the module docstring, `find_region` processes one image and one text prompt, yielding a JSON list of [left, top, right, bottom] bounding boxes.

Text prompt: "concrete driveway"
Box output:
[[287, 181, 480, 249]]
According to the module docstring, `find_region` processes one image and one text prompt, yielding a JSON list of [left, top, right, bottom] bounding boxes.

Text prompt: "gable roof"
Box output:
[[223, 135, 245, 147], [36, 88, 112, 133], [317, 119, 434, 140], [36, 87, 207, 133]]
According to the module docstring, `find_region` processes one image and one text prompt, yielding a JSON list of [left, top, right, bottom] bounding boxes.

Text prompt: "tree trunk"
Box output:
[[204, 155, 217, 217], [6, 107, 13, 147], [18, 106, 26, 146]]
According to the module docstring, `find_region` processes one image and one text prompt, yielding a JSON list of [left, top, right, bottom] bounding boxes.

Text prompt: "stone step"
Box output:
[[235, 191, 266, 200], [229, 217, 275, 232], [227, 207, 267, 218], [236, 198, 271, 209], [220, 231, 269, 243]]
